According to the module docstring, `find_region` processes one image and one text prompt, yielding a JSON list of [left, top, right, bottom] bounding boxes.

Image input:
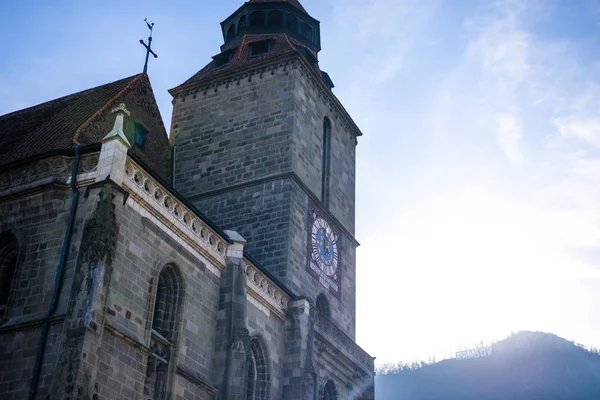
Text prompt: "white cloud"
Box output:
[[494, 113, 524, 165], [555, 117, 600, 147]]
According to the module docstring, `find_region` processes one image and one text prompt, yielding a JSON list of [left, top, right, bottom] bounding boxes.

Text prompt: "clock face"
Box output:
[[311, 217, 338, 277], [306, 199, 342, 298]]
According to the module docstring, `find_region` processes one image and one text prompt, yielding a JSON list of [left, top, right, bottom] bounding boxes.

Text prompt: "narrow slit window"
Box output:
[[238, 15, 247, 31], [321, 117, 332, 206], [226, 24, 236, 41], [134, 123, 149, 150], [301, 23, 313, 41], [0, 232, 18, 318], [287, 14, 298, 32]]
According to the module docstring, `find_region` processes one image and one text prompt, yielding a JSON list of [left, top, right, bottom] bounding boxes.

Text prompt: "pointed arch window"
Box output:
[[144, 265, 183, 400], [287, 14, 298, 33], [0, 232, 18, 319], [301, 22, 313, 41], [323, 380, 338, 400], [316, 294, 331, 319], [238, 15, 247, 32], [246, 337, 270, 400], [250, 11, 265, 27], [321, 117, 332, 207], [268, 11, 283, 27], [226, 24, 236, 41]]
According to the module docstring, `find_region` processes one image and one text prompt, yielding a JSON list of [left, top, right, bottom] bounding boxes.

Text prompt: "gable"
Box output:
[[0, 74, 171, 180]]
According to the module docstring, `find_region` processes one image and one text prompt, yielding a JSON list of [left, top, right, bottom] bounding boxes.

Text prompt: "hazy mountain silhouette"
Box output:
[[376, 332, 600, 400]]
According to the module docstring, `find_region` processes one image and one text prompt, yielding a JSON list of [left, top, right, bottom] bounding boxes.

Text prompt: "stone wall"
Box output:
[[0, 181, 94, 399], [170, 63, 295, 197], [290, 62, 357, 235], [170, 57, 359, 339]]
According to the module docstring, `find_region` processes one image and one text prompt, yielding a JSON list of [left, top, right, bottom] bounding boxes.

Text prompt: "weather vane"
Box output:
[[140, 19, 158, 74]]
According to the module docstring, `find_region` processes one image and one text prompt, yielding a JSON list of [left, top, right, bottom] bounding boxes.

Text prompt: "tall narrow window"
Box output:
[[301, 22, 313, 41], [323, 380, 338, 400], [321, 117, 332, 206], [238, 15, 247, 31], [226, 24, 236, 41], [268, 11, 283, 27], [134, 122, 148, 150], [0, 232, 18, 319], [287, 14, 298, 32], [316, 294, 331, 319], [246, 337, 270, 400], [250, 11, 265, 27], [145, 265, 183, 400]]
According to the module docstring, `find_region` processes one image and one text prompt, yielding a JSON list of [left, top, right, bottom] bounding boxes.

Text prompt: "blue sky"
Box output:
[[1, 0, 600, 364]]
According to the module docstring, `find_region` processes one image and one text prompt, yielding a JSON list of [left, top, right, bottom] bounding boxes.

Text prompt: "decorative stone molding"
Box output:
[[0, 154, 99, 193], [123, 158, 228, 270], [314, 309, 374, 372], [172, 55, 362, 140], [244, 261, 290, 321]]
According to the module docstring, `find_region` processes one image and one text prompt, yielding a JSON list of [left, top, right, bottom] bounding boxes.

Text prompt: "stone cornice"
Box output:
[[185, 171, 360, 247], [123, 158, 228, 273], [168, 53, 363, 139], [245, 260, 291, 321], [176, 366, 218, 396]]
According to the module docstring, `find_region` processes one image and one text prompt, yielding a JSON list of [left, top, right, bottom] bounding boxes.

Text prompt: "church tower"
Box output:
[[169, 0, 362, 340]]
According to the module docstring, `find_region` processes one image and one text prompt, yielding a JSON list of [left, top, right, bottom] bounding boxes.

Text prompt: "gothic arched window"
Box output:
[[323, 380, 338, 400], [321, 117, 332, 206], [227, 24, 236, 41], [287, 14, 298, 33], [246, 337, 270, 400], [0, 232, 18, 319], [268, 11, 283, 27], [250, 11, 265, 27], [301, 23, 313, 41], [316, 294, 331, 319], [238, 15, 247, 32], [145, 265, 183, 400]]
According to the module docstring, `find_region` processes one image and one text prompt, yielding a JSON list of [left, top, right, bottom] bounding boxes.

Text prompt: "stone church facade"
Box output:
[[0, 1, 375, 399]]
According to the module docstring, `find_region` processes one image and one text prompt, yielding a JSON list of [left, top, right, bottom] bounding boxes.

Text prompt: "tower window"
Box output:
[[301, 23, 313, 41], [323, 380, 338, 400], [246, 337, 270, 400], [250, 11, 265, 27], [214, 50, 234, 68], [249, 40, 271, 57], [316, 294, 331, 319], [134, 123, 148, 150], [268, 11, 283, 27], [287, 14, 298, 32], [226, 24, 236, 41], [321, 117, 332, 206], [0, 232, 18, 319], [238, 15, 247, 31]]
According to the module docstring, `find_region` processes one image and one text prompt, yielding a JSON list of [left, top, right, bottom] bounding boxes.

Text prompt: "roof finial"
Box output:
[[140, 19, 158, 74]]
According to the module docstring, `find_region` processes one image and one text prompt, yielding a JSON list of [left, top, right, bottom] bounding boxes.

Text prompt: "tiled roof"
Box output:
[[247, 0, 308, 14], [0, 74, 171, 179], [171, 33, 317, 92]]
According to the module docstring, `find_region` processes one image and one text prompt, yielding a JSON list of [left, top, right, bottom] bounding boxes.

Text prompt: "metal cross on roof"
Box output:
[[140, 19, 158, 74]]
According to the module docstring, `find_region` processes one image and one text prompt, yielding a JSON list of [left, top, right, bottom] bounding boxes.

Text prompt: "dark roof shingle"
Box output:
[[0, 74, 171, 179], [171, 33, 317, 92]]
